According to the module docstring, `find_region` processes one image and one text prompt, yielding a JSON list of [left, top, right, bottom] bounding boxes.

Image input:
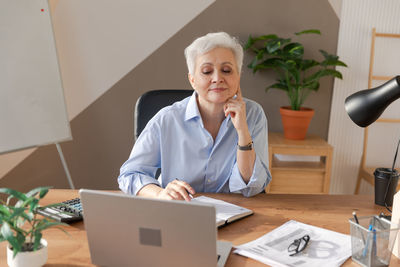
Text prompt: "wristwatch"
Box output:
[[238, 141, 253, 151]]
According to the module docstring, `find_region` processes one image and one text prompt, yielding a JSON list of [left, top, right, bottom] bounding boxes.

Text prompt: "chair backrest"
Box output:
[[134, 89, 193, 141]]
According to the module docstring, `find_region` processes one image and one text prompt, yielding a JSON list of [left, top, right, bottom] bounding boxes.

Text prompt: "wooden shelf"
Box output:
[[272, 158, 325, 172], [267, 132, 333, 194]]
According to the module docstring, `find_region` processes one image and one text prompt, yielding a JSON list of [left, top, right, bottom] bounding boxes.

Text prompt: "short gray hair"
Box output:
[[184, 32, 243, 76]]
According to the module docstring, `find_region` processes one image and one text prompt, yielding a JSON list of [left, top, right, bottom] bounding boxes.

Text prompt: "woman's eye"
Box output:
[[222, 67, 232, 73], [202, 69, 212, 75]]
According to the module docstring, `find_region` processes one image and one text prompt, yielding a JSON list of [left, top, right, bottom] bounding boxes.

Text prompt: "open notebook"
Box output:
[[192, 196, 254, 227]]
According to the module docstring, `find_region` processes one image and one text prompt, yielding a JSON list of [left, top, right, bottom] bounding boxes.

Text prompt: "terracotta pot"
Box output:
[[279, 106, 315, 140], [7, 239, 48, 267]]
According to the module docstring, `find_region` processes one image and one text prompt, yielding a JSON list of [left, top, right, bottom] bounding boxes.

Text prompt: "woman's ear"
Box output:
[[188, 73, 195, 89]]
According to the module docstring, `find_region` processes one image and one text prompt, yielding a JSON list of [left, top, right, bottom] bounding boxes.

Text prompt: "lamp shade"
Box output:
[[345, 76, 400, 127]]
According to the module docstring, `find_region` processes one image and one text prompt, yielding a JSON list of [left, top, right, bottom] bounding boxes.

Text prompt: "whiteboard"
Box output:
[[0, 0, 71, 154]]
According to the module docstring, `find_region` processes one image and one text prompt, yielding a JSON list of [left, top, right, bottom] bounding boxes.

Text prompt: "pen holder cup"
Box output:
[[349, 216, 399, 267]]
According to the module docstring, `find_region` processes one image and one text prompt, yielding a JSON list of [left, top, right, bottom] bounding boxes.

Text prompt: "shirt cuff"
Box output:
[[118, 174, 161, 195], [229, 155, 271, 197]]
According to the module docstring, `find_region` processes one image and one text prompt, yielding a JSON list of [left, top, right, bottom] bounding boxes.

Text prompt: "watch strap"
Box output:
[[238, 141, 253, 151]]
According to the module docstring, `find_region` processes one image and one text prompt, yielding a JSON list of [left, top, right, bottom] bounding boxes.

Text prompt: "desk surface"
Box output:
[[1, 190, 399, 267]]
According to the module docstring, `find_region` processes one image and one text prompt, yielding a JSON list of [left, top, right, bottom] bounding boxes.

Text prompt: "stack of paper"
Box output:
[[234, 220, 351, 267]]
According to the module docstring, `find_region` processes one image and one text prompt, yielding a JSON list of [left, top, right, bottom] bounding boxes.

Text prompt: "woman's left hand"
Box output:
[[224, 86, 248, 133]]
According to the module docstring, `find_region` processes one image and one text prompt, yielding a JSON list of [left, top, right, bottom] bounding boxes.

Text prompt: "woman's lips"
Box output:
[[209, 87, 227, 92]]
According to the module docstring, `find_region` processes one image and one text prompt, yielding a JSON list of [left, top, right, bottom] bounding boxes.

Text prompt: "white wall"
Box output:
[[0, 0, 215, 180], [328, 0, 400, 194]]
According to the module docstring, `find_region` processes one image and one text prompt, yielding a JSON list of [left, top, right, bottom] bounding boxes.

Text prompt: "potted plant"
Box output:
[[244, 29, 347, 139], [0, 187, 68, 267]]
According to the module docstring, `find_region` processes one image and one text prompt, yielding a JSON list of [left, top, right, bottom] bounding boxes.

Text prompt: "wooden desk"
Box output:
[[1, 190, 399, 267], [268, 132, 333, 194]]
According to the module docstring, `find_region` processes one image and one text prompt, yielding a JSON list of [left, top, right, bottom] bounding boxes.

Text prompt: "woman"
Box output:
[[118, 32, 271, 200]]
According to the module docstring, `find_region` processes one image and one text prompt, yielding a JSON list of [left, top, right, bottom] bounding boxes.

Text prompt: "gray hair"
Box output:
[[184, 32, 243, 76]]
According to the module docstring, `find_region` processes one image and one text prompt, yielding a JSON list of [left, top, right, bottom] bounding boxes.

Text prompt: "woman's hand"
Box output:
[[156, 179, 195, 201], [224, 86, 255, 182], [224, 86, 249, 134]]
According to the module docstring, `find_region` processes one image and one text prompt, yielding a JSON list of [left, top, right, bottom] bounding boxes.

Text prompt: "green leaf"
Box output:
[[29, 198, 39, 213], [319, 49, 339, 61], [304, 69, 343, 84], [303, 81, 320, 91], [34, 221, 67, 232], [282, 43, 304, 58], [1, 222, 22, 256], [33, 232, 42, 251], [9, 207, 32, 222], [321, 59, 348, 67], [243, 35, 254, 50], [244, 34, 279, 50], [267, 83, 289, 92], [0, 204, 11, 217], [265, 38, 291, 54], [0, 188, 27, 202], [252, 34, 279, 42], [295, 29, 321, 35], [299, 59, 320, 71], [26, 186, 51, 199], [265, 39, 281, 54]]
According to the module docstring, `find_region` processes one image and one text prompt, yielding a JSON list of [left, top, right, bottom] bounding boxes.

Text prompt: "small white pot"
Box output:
[[7, 239, 48, 267]]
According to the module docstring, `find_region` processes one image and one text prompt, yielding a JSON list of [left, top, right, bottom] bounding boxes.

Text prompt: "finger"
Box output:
[[175, 186, 193, 201], [224, 105, 236, 118], [169, 190, 183, 200], [175, 179, 196, 195]]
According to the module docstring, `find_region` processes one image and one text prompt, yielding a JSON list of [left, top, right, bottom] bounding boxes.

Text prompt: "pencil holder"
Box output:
[[349, 216, 399, 267]]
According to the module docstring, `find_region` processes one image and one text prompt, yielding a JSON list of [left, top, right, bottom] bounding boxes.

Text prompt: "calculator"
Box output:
[[37, 198, 83, 223]]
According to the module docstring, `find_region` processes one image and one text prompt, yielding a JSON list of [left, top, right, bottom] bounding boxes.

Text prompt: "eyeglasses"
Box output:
[[288, 235, 310, 256]]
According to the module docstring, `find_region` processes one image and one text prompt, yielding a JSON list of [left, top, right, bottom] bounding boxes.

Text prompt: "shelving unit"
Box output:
[[266, 132, 333, 194]]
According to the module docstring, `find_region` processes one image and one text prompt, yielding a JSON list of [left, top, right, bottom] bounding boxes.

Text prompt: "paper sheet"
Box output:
[[234, 220, 351, 267]]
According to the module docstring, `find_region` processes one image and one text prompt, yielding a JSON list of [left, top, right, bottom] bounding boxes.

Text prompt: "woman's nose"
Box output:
[[211, 71, 224, 83]]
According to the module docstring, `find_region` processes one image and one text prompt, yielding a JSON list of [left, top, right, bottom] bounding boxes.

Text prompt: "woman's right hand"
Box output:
[[156, 179, 195, 201]]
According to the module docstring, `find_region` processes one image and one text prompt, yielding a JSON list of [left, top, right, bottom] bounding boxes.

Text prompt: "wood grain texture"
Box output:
[[268, 132, 333, 194], [2, 189, 399, 266]]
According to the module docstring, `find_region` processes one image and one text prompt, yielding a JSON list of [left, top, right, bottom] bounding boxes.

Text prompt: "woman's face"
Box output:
[[188, 47, 240, 106]]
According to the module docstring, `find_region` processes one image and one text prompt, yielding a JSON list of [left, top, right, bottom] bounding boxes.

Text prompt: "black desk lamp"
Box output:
[[345, 76, 400, 127], [345, 75, 400, 213]]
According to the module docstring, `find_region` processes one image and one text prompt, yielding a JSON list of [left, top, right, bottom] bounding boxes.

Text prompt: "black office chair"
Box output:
[[134, 89, 194, 141]]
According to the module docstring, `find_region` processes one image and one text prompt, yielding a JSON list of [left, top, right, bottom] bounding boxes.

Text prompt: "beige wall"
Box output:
[[0, 0, 339, 192], [328, 0, 400, 194]]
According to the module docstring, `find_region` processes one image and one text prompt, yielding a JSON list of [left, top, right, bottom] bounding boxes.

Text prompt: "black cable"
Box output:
[[383, 136, 400, 214]]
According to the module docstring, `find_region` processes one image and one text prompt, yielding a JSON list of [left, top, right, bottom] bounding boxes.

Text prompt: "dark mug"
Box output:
[[374, 168, 400, 206]]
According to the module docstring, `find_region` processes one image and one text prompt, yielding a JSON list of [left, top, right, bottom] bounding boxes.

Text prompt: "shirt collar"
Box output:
[[184, 91, 201, 121], [184, 91, 233, 125]]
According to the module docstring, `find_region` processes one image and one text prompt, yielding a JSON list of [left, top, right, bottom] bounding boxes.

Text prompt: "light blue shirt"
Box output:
[[118, 92, 271, 197]]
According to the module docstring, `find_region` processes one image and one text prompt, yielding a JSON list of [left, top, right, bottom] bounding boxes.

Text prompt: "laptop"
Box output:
[[79, 189, 232, 267]]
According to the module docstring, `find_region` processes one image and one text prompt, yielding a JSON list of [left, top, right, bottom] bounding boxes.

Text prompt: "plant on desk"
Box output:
[[0, 186, 68, 267]]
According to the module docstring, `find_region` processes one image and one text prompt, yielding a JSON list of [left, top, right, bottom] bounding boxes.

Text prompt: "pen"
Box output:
[[362, 224, 373, 257], [372, 229, 377, 257], [352, 211, 360, 224], [175, 179, 194, 199]]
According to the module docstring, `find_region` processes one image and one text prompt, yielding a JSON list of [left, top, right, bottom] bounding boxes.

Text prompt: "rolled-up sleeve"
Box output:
[[228, 105, 271, 197], [118, 120, 161, 195]]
